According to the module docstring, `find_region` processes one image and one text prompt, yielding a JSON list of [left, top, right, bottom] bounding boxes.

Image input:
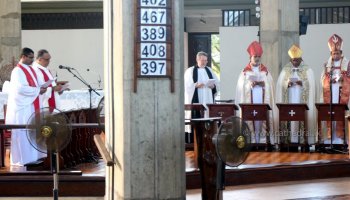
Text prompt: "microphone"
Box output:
[[59, 65, 75, 70]]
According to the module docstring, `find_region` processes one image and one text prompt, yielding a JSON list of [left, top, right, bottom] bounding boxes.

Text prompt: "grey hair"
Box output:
[[196, 51, 208, 59], [36, 49, 49, 59]]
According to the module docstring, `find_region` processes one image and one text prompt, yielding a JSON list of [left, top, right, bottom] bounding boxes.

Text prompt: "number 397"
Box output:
[[141, 60, 166, 75]]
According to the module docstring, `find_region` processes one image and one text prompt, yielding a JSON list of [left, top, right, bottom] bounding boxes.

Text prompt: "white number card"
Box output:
[[140, 43, 167, 59], [140, 8, 167, 24], [140, 0, 166, 7], [140, 26, 166, 41], [140, 60, 166, 75]]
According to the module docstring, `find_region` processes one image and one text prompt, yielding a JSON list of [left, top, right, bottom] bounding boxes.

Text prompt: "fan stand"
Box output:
[[51, 150, 59, 200], [27, 108, 72, 200]]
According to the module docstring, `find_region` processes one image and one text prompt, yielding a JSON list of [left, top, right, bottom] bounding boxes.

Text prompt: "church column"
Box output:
[[0, 0, 21, 88], [104, 0, 185, 199], [260, 0, 299, 80]]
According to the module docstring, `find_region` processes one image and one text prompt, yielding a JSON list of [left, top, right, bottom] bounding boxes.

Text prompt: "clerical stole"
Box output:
[[39, 68, 56, 111], [17, 64, 40, 111]]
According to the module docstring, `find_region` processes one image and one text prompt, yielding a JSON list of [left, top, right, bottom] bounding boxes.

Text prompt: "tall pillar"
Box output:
[[103, 0, 185, 199], [260, 0, 299, 80], [0, 0, 21, 88]]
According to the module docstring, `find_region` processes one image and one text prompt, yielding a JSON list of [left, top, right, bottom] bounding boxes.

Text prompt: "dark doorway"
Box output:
[[188, 33, 212, 67]]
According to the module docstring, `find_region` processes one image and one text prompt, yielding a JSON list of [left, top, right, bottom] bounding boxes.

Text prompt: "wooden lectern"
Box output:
[[239, 103, 272, 151], [207, 103, 238, 121], [184, 104, 206, 149], [184, 103, 206, 118], [315, 103, 349, 150], [276, 103, 309, 152], [191, 117, 222, 200]]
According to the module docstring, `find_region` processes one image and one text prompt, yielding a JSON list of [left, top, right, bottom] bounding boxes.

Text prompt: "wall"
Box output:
[[22, 29, 103, 90], [220, 24, 350, 101], [220, 26, 259, 100]]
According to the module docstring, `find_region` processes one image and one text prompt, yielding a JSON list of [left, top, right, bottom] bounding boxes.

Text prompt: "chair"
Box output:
[[1, 104, 11, 167]]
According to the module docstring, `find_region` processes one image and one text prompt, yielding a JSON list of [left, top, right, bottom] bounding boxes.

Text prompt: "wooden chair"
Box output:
[[1, 104, 11, 167]]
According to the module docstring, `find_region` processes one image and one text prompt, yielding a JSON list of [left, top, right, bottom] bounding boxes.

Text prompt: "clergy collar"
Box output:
[[195, 65, 206, 69], [18, 62, 29, 67]]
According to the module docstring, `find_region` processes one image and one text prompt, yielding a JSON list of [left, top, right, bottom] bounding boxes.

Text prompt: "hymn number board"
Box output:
[[135, 0, 174, 92]]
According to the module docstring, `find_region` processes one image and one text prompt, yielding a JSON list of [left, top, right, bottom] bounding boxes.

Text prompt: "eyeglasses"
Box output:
[[26, 55, 34, 59], [42, 58, 51, 61]]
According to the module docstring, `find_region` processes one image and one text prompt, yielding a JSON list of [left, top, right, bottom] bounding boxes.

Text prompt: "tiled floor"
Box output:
[[186, 177, 350, 200]]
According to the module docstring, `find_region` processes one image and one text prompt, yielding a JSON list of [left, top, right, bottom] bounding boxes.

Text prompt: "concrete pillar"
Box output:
[[0, 0, 21, 88], [103, 0, 185, 199], [260, 0, 299, 80]]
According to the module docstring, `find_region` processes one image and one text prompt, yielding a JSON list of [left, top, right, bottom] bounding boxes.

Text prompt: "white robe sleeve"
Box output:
[[235, 72, 245, 105], [319, 67, 326, 103], [234, 72, 245, 117], [276, 69, 286, 104], [209, 67, 220, 96], [306, 68, 316, 143], [266, 71, 277, 140], [184, 67, 195, 104]]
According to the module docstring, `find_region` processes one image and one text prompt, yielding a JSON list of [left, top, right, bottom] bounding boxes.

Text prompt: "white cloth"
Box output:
[[184, 66, 219, 132], [32, 62, 61, 109], [276, 62, 316, 144], [6, 63, 46, 166], [235, 64, 277, 144]]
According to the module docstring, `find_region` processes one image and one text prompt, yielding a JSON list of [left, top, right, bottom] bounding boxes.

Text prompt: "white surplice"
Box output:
[[276, 62, 316, 144], [6, 63, 46, 166]]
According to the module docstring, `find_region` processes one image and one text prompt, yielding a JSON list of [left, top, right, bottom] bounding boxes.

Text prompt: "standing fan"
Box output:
[[212, 116, 252, 189], [96, 96, 105, 132], [26, 107, 72, 200]]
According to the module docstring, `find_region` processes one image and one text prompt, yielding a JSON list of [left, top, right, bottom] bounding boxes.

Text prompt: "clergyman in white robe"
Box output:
[[184, 51, 219, 139], [235, 41, 277, 144], [32, 49, 62, 110], [319, 34, 350, 144], [276, 45, 316, 145], [6, 48, 46, 166]]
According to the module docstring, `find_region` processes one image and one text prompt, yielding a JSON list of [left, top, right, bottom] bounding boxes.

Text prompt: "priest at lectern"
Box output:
[[320, 34, 350, 144], [276, 45, 316, 144], [235, 41, 276, 144]]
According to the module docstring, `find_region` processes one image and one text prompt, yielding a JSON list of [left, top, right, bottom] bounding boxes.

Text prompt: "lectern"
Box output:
[[185, 103, 206, 118], [239, 103, 272, 151], [184, 104, 206, 149], [315, 103, 349, 150], [207, 103, 238, 121], [276, 103, 309, 152], [191, 117, 222, 200]]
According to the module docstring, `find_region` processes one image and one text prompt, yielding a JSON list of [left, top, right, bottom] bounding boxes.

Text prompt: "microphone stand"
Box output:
[[66, 68, 100, 162], [327, 67, 334, 152], [67, 68, 100, 108]]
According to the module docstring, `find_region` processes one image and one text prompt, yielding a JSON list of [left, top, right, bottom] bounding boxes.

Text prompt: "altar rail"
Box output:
[[0, 108, 104, 168]]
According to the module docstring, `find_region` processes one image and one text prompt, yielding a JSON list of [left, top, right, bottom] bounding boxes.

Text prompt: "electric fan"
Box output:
[[26, 107, 72, 200], [212, 116, 252, 189], [96, 96, 105, 132]]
